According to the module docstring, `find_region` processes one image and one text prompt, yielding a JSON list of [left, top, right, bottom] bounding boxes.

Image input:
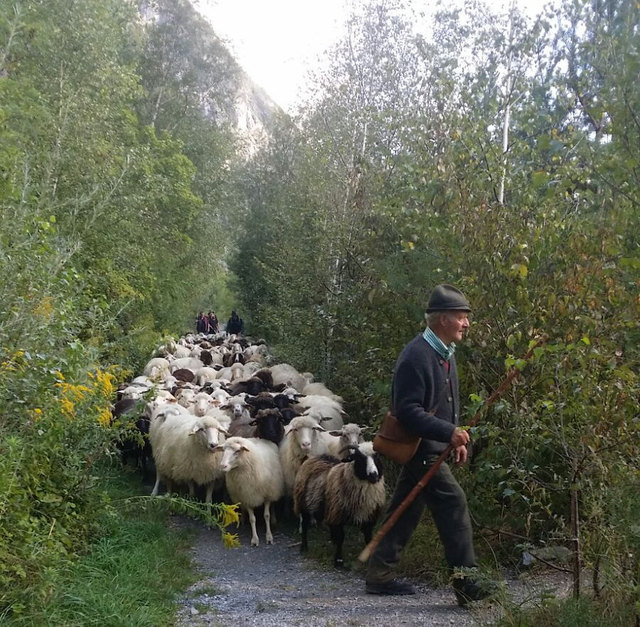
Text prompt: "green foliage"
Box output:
[[230, 0, 640, 622], [496, 595, 638, 627], [0, 0, 245, 616], [1, 470, 199, 626], [0, 351, 118, 615], [1, 0, 639, 623]]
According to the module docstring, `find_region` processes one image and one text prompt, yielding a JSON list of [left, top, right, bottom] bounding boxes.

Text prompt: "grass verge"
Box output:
[[5, 467, 197, 627]]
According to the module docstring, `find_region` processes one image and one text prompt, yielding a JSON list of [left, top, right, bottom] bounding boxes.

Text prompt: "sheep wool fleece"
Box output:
[[366, 334, 477, 583]]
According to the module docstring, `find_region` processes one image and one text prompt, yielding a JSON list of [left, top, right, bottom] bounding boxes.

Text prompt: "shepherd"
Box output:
[[364, 284, 497, 606]]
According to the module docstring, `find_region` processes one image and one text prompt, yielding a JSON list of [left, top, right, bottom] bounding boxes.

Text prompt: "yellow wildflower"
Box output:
[[222, 532, 240, 549], [97, 407, 112, 427], [60, 397, 75, 418], [219, 503, 240, 528], [33, 297, 54, 319]]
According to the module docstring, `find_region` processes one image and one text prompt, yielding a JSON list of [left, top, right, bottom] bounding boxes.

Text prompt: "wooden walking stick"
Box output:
[[358, 334, 548, 563]]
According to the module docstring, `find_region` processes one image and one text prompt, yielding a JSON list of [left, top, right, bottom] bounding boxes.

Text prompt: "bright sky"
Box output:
[[195, 0, 549, 113], [195, 0, 346, 111]]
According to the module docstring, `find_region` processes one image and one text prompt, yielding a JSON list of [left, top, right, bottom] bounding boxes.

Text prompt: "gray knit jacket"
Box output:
[[391, 333, 460, 455]]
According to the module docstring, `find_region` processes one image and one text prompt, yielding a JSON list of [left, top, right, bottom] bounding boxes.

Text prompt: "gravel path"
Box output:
[[172, 517, 571, 627]]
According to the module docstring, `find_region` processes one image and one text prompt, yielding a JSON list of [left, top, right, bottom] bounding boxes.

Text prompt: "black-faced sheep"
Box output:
[[227, 376, 268, 397], [251, 408, 286, 445], [218, 436, 285, 546], [293, 441, 386, 567]]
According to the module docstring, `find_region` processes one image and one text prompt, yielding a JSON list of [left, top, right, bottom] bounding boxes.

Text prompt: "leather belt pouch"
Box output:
[[373, 410, 420, 465]]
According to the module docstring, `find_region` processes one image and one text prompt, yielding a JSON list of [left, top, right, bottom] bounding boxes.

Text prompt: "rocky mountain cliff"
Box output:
[[225, 71, 281, 156], [137, 0, 281, 156]]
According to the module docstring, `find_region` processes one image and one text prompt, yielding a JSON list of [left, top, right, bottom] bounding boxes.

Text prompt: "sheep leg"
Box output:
[[329, 524, 346, 568], [300, 511, 311, 552], [362, 521, 374, 545], [204, 484, 213, 504], [151, 472, 162, 496], [188, 481, 196, 498], [247, 507, 259, 546], [264, 501, 274, 545]]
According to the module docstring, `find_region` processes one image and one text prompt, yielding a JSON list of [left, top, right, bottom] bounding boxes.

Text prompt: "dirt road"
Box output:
[[172, 517, 567, 627]]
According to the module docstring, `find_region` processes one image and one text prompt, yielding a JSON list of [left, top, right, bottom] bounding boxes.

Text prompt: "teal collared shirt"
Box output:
[[422, 327, 456, 361]]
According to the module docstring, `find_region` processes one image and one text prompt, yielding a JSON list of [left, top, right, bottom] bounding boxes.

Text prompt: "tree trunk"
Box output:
[[498, 1, 515, 205], [570, 468, 581, 599]]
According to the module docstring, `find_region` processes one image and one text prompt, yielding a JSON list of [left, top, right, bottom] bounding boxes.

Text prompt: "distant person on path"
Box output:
[[207, 311, 219, 334], [365, 284, 496, 606], [196, 311, 206, 333], [226, 310, 244, 335]]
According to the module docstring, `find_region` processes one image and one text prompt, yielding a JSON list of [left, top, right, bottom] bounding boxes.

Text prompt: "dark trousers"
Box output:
[[366, 453, 477, 583]]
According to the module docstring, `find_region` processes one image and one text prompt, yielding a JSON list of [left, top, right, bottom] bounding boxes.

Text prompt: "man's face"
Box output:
[[442, 311, 470, 344]]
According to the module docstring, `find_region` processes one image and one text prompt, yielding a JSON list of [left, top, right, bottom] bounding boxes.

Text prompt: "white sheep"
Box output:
[[242, 361, 262, 378], [323, 423, 366, 459], [230, 362, 244, 382], [143, 357, 171, 380], [119, 385, 146, 401], [297, 394, 345, 430], [169, 357, 204, 373], [203, 406, 232, 431], [294, 441, 386, 567], [175, 387, 198, 411], [278, 415, 328, 496], [301, 381, 343, 404], [172, 344, 192, 359], [218, 436, 285, 546], [131, 375, 154, 388], [267, 363, 309, 393], [192, 391, 218, 417], [194, 366, 219, 386], [150, 411, 228, 503], [210, 388, 231, 406], [143, 395, 182, 422]]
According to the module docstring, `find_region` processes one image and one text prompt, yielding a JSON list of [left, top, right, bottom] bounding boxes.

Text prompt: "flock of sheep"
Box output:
[[113, 331, 387, 566]]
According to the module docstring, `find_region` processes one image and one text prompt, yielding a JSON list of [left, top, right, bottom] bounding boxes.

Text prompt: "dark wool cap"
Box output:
[[426, 284, 472, 313]]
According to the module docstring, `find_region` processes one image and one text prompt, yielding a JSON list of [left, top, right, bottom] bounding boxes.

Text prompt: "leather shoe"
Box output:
[[365, 579, 416, 595], [452, 577, 498, 606]]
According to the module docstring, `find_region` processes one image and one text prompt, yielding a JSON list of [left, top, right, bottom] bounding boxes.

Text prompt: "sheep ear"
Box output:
[[313, 425, 326, 432], [220, 429, 230, 437], [328, 430, 341, 436], [241, 445, 250, 452], [188, 425, 201, 436]]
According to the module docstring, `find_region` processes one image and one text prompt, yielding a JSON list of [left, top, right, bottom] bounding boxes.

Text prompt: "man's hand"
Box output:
[[450, 427, 470, 448], [454, 444, 468, 466]]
